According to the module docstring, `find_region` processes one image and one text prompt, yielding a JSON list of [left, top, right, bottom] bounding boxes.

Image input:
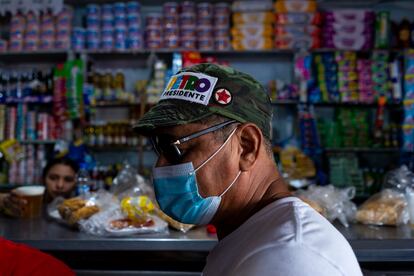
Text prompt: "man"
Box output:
[[134, 63, 362, 276]]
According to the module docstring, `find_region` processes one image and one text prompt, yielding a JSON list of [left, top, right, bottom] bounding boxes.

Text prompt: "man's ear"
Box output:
[[237, 123, 262, 171]]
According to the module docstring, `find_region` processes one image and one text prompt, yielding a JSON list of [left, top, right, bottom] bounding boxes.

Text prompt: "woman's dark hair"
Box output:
[[42, 158, 79, 180]]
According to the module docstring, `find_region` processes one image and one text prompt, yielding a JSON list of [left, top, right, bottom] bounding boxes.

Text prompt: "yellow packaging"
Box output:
[[233, 12, 274, 24], [232, 37, 273, 50], [120, 196, 155, 222], [231, 24, 274, 38], [274, 1, 317, 13]]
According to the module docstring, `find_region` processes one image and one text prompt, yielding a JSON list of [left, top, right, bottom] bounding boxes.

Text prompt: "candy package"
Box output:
[[356, 189, 409, 226], [296, 185, 357, 227]]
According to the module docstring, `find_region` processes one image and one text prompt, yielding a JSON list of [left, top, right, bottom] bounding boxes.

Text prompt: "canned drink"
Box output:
[[71, 39, 85, 51], [145, 26, 162, 39], [180, 13, 196, 26], [180, 26, 196, 37], [215, 37, 230, 50], [113, 2, 126, 15], [127, 37, 143, 49], [87, 15, 100, 28], [197, 25, 213, 38], [197, 17, 212, 26], [197, 3, 213, 17], [164, 36, 179, 48], [102, 4, 113, 14], [214, 3, 230, 15], [87, 39, 100, 50], [146, 38, 163, 49], [101, 37, 114, 50], [86, 4, 100, 15], [146, 13, 162, 27], [114, 38, 127, 50], [164, 25, 179, 37], [214, 14, 229, 27], [164, 15, 178, 27], [128, 26, 142, 36], [24, 40, 38, 51], [181, 1, 195, 13], [127, 2, 141, 13], [163, 2, 179, 15], [181, 37, 196, 49], [127, 13, 141, 26], [198, 38, 214, 50], [214, 26, 229, 37], [55, 39, 69, 49]]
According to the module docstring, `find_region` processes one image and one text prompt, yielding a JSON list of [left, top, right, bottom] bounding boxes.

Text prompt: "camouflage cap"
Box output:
[[133, 63, 273, 139]]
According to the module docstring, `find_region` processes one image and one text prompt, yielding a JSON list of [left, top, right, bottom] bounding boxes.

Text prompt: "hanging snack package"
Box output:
[[356, 189, 409, 226], [0, 139, 25, 162]]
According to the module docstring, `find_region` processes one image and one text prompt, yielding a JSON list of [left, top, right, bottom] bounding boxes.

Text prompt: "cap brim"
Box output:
[[133, 100, 215, 135]]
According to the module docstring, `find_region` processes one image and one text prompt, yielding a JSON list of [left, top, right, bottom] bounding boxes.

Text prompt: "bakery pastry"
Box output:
[[58, 197, 100, 225]]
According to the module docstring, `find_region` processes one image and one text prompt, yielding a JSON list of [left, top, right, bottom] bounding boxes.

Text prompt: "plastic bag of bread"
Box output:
[[78, 195, 168, 236], [295, 185, 357, 227], [356, 189, 409, 226], [48, 190, 116, 226]]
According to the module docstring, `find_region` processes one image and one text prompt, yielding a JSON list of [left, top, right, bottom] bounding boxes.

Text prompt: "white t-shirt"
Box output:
[[203, 197, 362, 276]]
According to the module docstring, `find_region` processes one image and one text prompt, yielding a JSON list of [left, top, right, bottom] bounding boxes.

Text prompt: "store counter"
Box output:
[[1, 215, 414, 274]]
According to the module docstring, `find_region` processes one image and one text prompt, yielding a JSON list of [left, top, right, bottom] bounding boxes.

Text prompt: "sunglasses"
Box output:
[[151, 120, 237, 164]]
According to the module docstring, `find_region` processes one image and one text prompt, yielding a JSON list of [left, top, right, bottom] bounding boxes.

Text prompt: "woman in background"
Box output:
[[0, 157, 79, 216]]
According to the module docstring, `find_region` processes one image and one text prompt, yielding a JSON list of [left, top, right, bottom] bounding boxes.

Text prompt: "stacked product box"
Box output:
[[403, 50, 414, 152], [40, 12, 55, 50], [312, 53, 339, 102], [371, 51, 391, 100], [274, 0, 321, 50], [1, 106, 58, 141], [145, 12, 163, 49], [357, 58, 375, 103], [336, 51, 359, 102], [323, 10, 375, 50], [8, 144, 47, 185], [55, 7, 73, 50], [84, 2, 143, 51], [9, 8, 73, 52], [231, 0, 274, 51]]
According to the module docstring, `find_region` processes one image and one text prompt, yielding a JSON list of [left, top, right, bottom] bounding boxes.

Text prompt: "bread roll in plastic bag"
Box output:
[[356, 189, 409, 226]]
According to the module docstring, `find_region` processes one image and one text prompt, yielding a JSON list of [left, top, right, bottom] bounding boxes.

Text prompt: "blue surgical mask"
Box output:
[[153, 128, 241, 225]]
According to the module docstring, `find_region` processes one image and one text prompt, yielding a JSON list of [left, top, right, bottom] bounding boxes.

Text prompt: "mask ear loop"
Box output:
[[192, 127, 238, 174], [219, 170, 241, 197]]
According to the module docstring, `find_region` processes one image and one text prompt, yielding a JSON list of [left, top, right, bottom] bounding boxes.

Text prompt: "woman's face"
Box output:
[[45, 164, 76, 199]]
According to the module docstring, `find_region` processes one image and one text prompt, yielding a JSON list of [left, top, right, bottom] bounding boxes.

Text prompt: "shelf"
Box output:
[[324, 148, 401, 153], [1, 96, 53, 105], [19, 140, 58, 144], [0, 50, 69, 63], [271, 101, 403, 108], [91, 102, 140, 107], [88, 145, 152, 152]]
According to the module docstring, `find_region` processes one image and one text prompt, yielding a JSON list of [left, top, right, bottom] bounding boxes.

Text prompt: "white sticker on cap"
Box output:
[[160, 72, 218, 106]]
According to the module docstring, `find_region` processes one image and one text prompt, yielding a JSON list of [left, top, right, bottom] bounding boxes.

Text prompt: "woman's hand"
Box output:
[[0, 192, 27, 217]]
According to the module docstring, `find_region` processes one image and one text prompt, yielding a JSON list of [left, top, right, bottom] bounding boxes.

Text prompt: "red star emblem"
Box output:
[[214, 89, 232, 105]]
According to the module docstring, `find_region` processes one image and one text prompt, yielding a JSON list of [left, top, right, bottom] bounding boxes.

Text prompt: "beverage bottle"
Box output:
[[76, 163, 92, 195], [398, 18, 411, 48]]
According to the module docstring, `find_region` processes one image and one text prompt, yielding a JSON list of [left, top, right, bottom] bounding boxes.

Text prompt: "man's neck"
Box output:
[[214, 165, 292, 240]]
